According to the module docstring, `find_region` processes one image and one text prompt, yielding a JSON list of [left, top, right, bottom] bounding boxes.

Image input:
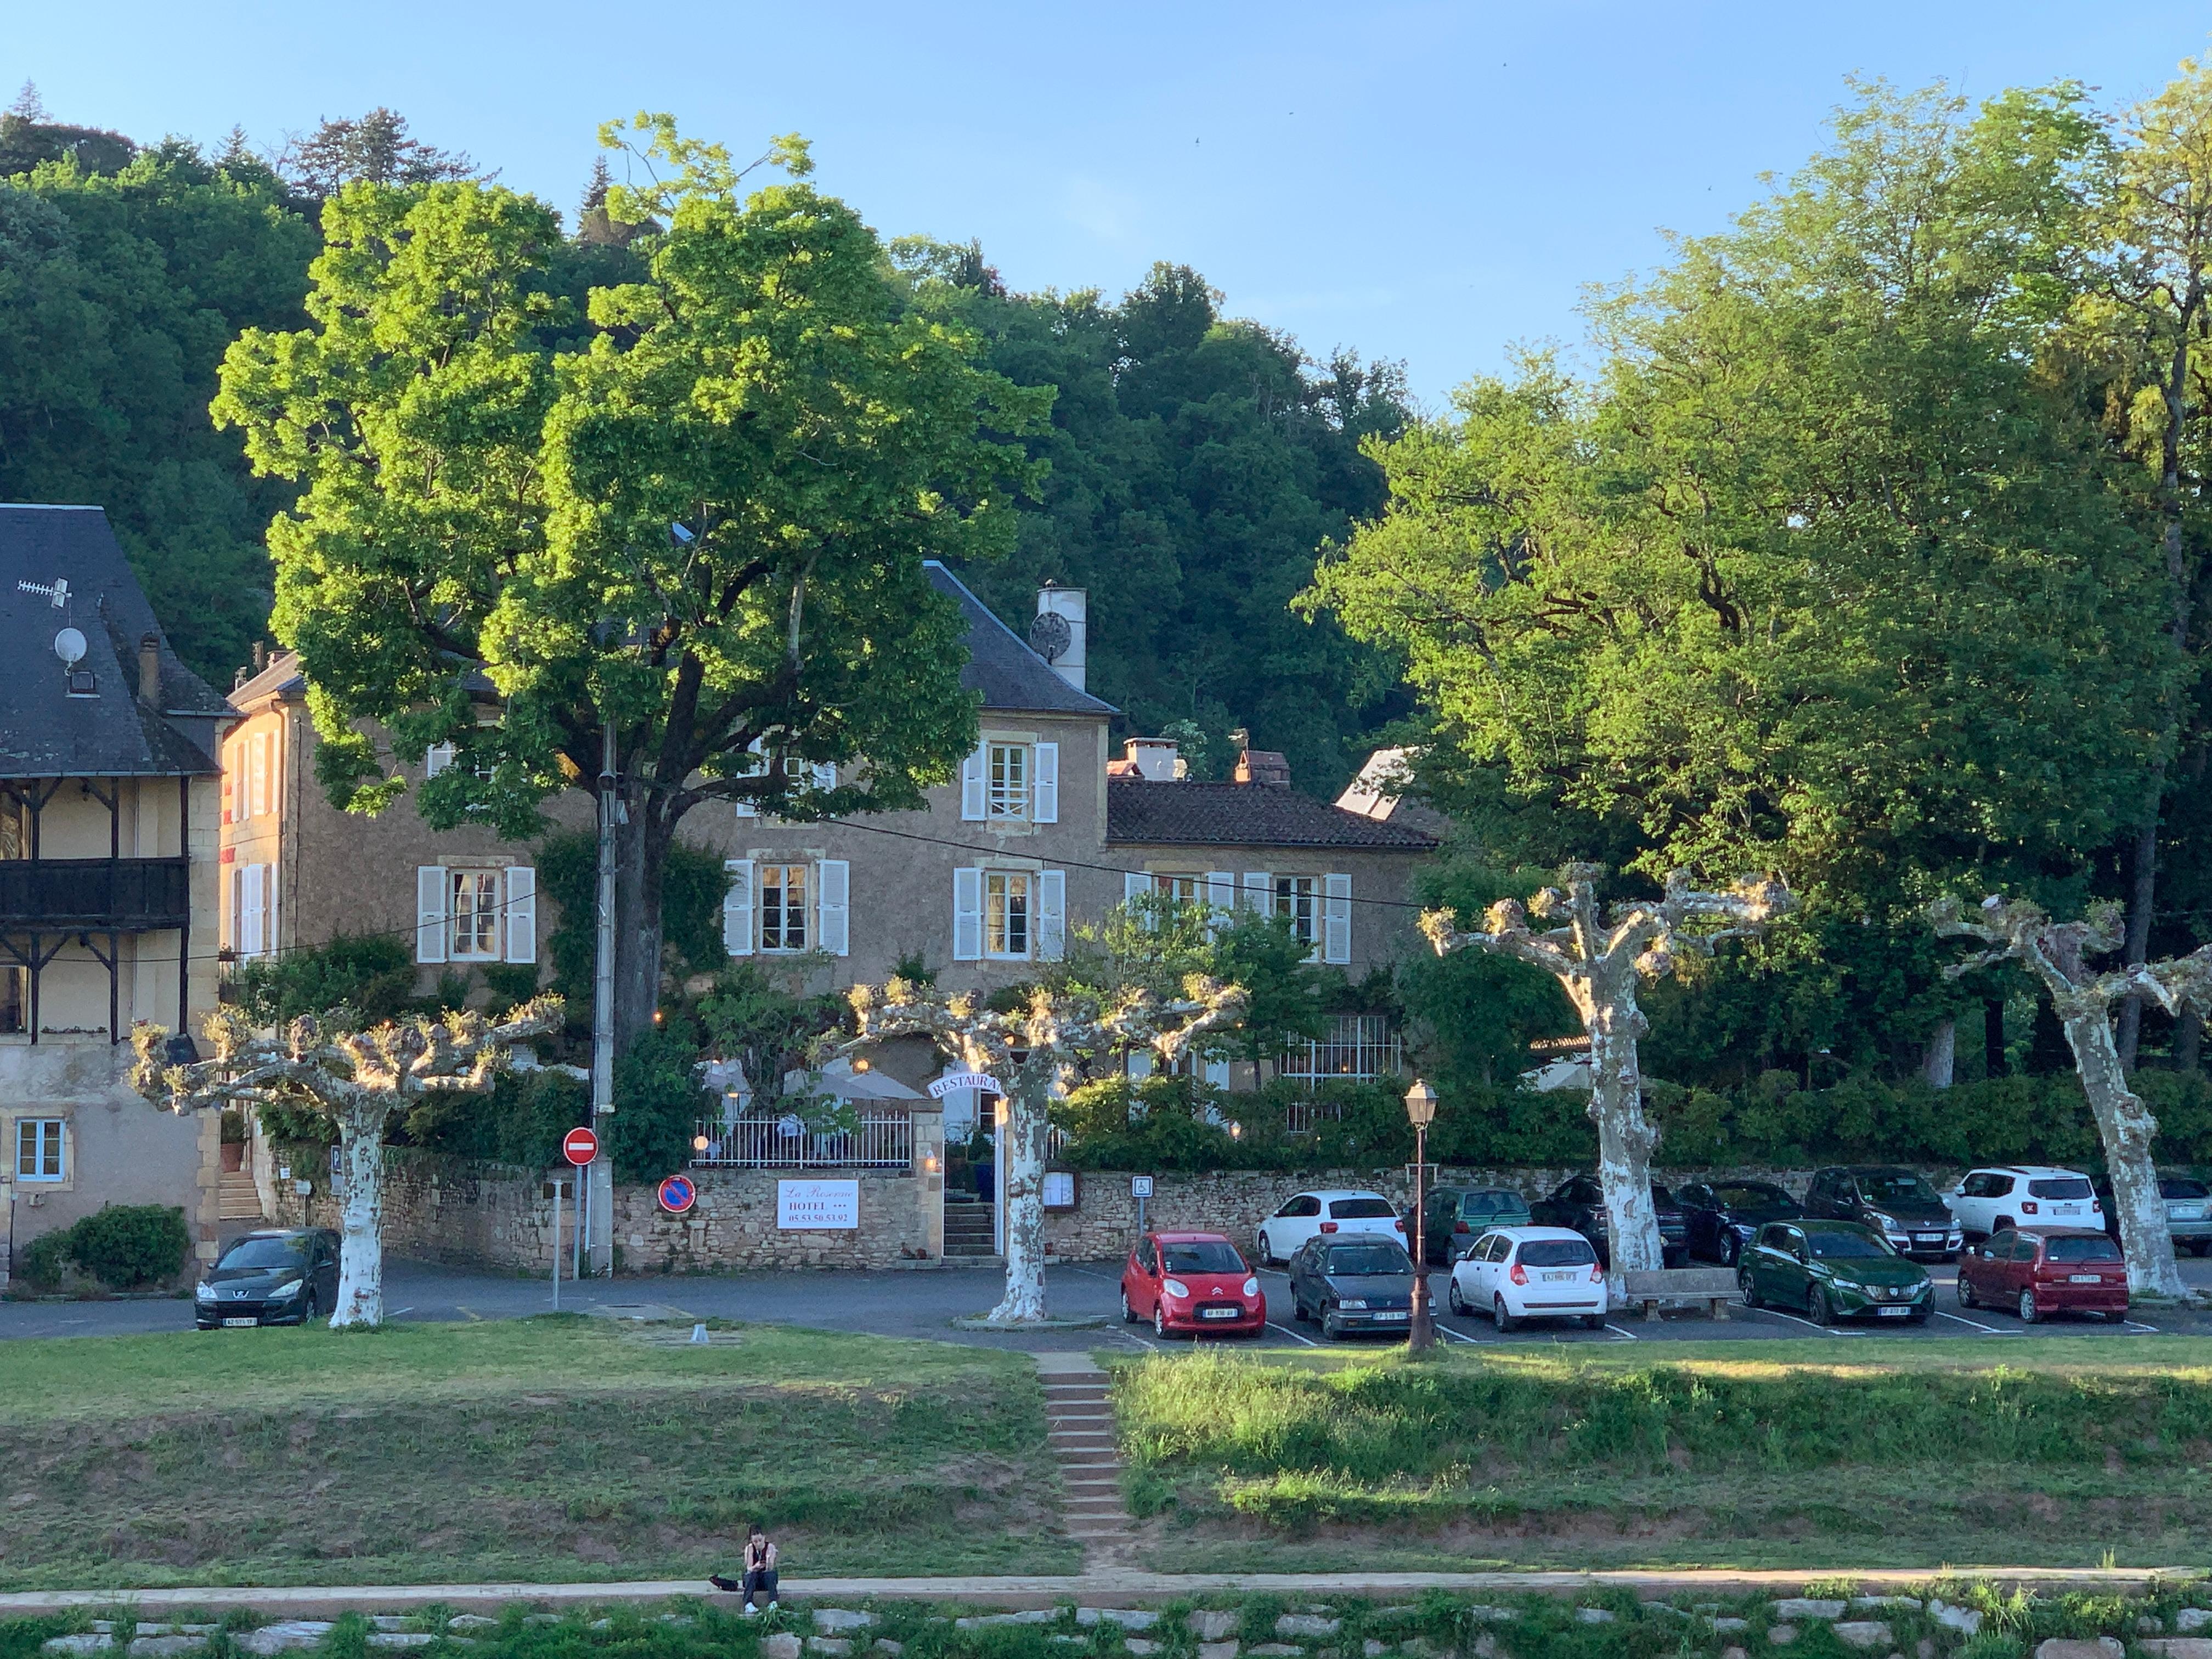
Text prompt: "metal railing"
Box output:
[[690, 1114, 913, 1169], [1279, 1015, 1404, 1092]]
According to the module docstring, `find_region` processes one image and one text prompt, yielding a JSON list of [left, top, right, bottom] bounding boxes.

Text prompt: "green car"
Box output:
[[1738, 1219, 1933, 1325]]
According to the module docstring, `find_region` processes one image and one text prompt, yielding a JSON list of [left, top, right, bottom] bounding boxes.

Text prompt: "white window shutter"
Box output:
[[262, 863, 278, 960], [248, 733, 268, 819], [415, 866, 449, 964], [1243, 871, 1272, 912], [1031, 741, 1059, 823], [1124, 871, 1153, 906], [504, 866, 537, 964], [425, 742, 455, 779], [1037, 870, 1066, 961], [1323, 872, 1353, 964], [735, 738, 763, 817], [953, 867, 984, 961], [240, 864, 263, 958], [961, 743, 987, 820], [1204, 871, 1235, 934], [812, 761, 837, 793], [817, 859, 850, 957], [724, 859, 755, 957]]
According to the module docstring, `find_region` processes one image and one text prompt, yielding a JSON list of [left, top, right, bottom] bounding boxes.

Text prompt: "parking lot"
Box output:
[[5, 1249, 2209, 1348]]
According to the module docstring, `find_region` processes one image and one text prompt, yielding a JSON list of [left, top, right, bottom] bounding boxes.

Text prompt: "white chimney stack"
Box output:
[[1124, 737, 1180, 782], [1034, 583, 1087, 692]]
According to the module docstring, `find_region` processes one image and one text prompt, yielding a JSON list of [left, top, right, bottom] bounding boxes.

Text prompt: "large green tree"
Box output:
[[902, 251, 1410, 795], [0, 140, 314, 681], [1305, 82, 2181, 1083], [214, 120, 1044, 1049]]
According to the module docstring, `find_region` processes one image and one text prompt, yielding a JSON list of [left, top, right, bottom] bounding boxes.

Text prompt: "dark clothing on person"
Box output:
[[743, 1567, 778, 1602]]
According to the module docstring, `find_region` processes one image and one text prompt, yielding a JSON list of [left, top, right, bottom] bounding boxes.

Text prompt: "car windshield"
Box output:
[[1162, 1242, 1245, 1274], [1862, 1173, 1939, 1205], [1330, 1198, 1395, 1219], [218, 1237, 309, 1270], [1463, 1192, 1524, 1216], [1325, 1244, 1409, 1276], [2045, 1235, 2123, 1263], [1807, 1228, 1892, 1260], [1517, 1239, 1597, 1267], [2163, 1178, 2210, 1200], [2028, 1177, 2092, 1200], [1715, 1182, 1792, 1207]]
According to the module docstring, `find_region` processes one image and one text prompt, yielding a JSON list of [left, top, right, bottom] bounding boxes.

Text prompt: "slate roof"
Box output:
[[1107, 778, 1440, 851], [924, 562, 1116, 718], [0, 505, 230, 778]]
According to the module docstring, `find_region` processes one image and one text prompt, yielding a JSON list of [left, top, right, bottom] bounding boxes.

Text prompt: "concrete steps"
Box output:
[[217, 1171, 264, 1223], [943, 1203, 997, 1259], [1037, 1364, 1136, 1558]]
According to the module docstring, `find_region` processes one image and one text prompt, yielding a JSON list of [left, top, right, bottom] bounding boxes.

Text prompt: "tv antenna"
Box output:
[[18, 577, 70, 608]]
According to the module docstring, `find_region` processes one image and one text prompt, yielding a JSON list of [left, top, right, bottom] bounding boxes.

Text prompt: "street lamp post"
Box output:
[[1404, 1077, 1438, 1354]]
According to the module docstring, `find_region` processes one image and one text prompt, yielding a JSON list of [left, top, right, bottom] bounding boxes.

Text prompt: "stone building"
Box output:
[[0, 505, 229, 1280]]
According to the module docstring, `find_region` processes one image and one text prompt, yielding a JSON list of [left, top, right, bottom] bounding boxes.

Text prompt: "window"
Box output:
[[988, 743, 1028, 819], [1276, 1195, 1322, 1219], [1518, 1238, 1596, 1268], [1163, 1240, 1244, 1274], [16, 1118, 64, 1181], [0, 794, 24, 858], [0, 966, 23, 1035], [2027, 1177, 2092, 1200], [1275, 876, 1318, 945], [1330, 1197, 1396, 1220], [986, 871, 1031, 958], [759, 863, 810, 952], [415, 865, 537, 966]]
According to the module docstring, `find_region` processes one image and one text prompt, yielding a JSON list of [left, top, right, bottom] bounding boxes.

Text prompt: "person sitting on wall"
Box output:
[[710, 1523, 778, 1613]]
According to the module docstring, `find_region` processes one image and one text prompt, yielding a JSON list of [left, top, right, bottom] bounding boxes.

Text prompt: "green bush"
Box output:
[[18, 1205, 190, 1290], [400, 1066, 588, 1169], [229, 933, 415, 1025], [606, 1024, 708, 1182]]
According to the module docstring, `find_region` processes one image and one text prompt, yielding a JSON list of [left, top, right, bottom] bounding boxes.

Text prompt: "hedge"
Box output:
[[17, 1204, 190, 1290]]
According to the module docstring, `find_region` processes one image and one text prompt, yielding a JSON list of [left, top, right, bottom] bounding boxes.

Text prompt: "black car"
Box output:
[[1421, 1185, 1534, 1265], [1530, 1173, 1689, 1267], [194, 1228, 341, 1328], [1803, 1167, 1961, 1261], [1286, 1234, 1417, 1340], [1677, 1179, 1804, 1266]]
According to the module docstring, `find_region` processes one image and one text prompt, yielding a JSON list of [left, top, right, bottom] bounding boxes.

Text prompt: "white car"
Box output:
[[1945, 1165, 2101, 1239], [1255, 1189, 1403, 1265], [1447, 1225, 1608, 1331]]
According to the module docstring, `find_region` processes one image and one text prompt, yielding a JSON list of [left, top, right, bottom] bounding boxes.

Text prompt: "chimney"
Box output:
[[1033, 583, 1087, 692], [138, 633, 161, 706], [1123, 737, 1180, 782], [1234, 748, 1291, 788], [252, 640, 266, 673]]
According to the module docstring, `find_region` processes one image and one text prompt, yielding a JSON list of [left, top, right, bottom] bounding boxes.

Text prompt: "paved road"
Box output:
[[6, 1253, 2209, 1348]]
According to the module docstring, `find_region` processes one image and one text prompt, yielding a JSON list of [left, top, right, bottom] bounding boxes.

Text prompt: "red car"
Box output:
[[1120, 1231, 1267, 1337], [1956, 1227, 2129, 1323]]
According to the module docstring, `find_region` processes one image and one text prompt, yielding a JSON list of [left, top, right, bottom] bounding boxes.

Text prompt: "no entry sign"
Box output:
[[562, 1126, 601, 1166]]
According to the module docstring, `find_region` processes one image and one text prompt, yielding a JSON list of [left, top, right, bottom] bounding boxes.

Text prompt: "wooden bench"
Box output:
[[1619, 1266, 1742, 1322]]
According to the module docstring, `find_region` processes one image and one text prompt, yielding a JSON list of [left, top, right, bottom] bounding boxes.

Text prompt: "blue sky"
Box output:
[[9, 3, 2206, 405]]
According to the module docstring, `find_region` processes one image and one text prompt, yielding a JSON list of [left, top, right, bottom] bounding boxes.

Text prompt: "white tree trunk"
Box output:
[[986, 1068, 1053, 1325], [1921, 1018, 1956, 1088], [331, 1101, 390, 1328], [2057, 991, 2187, 1299], [1576, 968, 1666, 1280]]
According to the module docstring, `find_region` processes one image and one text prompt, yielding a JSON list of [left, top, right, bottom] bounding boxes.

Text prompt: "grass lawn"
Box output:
[[1107, 1337, 2212, 1573], [0, 1316, 1076, 1590]]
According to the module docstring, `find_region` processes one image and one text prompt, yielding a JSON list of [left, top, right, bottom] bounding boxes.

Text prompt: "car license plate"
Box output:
[[1914, 1234, 1941, 1245], [2069, 1274, 2102, 1284], [1877, 1306, 1912, 1317], [2175, 1206, 2206, 1221], [1373, 1311, 1408, 1322], [222, 1317, 258, 1327], [1200, 1307, 1240, 1319], [1543, 1271, 1575, 1281]]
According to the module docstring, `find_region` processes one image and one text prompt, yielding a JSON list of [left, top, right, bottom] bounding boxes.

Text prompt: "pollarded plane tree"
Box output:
[[1422, 864, 1792, 1278], [1931, 895, 2212, 1300], [132, 997, 562, 1327], [837, 974, 1244, 1325]]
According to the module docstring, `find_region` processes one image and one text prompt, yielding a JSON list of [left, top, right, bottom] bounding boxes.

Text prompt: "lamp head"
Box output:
[[1403, 1077, 1438, 1129]]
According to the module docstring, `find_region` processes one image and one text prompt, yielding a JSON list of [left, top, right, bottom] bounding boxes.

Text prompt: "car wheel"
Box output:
[[1448, 1278, 1468, 1316], [1154, 1302, 1168, 1339], [2018, 1288, 2039, 1325], [1493, 1294, 1517, 1334], [301, 1288, 318, 1323], [1956, 1274, 1976, 1310], [1740, 1269, 1761, 1310], [1321, 1313, 1342, 1341], [1809, 1286, 1833, 1327]]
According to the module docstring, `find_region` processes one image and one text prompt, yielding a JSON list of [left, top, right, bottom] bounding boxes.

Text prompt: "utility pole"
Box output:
[[588, 718, 618, 1275]]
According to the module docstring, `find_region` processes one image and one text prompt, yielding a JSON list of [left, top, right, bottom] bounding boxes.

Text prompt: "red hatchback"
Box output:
[[1956, 1227, 2130, 1323], [1121, 1231, 1267, 1337]]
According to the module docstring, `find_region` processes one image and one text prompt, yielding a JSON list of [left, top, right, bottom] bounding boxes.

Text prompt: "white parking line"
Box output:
[[1602, 1323, 1641, 1341], [1746, 1305, 1852, 1336], [1266, 1321, 1319, 1347], [1933, 1308, 2007, 1335], [2124, 1319, 2162, 1333], [1435, 1321, 1483, 1344]]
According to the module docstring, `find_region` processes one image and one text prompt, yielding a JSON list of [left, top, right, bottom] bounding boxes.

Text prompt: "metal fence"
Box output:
[[1279, 1015, 1403, 1092], [689, 1114, 913, 1169]]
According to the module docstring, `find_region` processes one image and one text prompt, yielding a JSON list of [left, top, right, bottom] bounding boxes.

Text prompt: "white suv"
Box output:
[[1255, 1189, 1404, 1266], [1945, 1165, 2101, 1240]]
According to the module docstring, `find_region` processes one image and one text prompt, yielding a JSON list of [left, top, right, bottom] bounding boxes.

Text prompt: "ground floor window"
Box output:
[[15, 1116, 64, 1181], [759, 862, 810, 951]]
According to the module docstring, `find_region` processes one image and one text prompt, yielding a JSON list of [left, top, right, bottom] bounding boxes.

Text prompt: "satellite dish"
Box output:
[[54, 627, 87, 667], [1028, 611, 1072, 663]]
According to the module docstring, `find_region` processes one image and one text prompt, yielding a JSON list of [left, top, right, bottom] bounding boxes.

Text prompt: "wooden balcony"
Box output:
[[0, 857, 190, 932]]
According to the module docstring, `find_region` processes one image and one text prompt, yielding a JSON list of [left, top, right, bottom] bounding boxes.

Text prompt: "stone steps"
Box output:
[[1036, 1361, 1136, 1562], [217, 1171, 264, 1223]]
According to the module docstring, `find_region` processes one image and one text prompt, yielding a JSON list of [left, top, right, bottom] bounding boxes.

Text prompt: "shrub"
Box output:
[[18, 1204, 190, 1290], [229, 933, 415, 1025], [606, 1024, 708, 1182]]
